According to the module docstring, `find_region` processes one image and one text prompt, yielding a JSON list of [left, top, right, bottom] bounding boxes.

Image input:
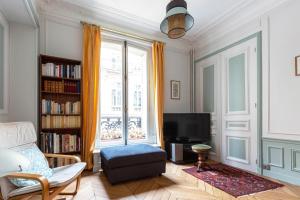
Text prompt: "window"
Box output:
[[96, 40, 155, 147]]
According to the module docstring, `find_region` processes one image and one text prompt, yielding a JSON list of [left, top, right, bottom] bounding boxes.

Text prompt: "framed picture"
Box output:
[[170, 80, 180, 100], [296, 55, 300, 76]]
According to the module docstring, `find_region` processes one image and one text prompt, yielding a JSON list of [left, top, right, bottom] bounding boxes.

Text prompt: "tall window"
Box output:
[[97, 40, 153, 147]]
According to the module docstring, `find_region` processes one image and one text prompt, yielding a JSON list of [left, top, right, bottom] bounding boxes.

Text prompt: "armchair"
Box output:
[[0, 122, 86, 200]]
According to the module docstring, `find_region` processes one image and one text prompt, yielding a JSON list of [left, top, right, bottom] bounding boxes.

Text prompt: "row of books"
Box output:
[[42, 63, 81, 79], [48, 157, 79, 168], [42, 116, 81, 128], [41, 99, 81, 115], [43, 80, 80, 93], [40, 132, 81, 154]]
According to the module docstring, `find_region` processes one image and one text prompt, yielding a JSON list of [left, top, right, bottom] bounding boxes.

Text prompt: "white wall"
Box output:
[[164, 50, 190, 113], [7, 22, 38, 126], [40, 15, 191, 113], [0, 12, 38, 125], [0, 10, 9, 122], [262, 0, 300, 141]]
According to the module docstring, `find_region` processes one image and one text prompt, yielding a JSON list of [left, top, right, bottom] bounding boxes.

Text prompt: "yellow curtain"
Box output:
[[82, 23, 101, 170], [152, 41, 165, 149]]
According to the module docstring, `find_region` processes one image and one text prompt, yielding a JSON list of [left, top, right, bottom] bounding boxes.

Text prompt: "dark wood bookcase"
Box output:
[[38, 55, 83, 163]]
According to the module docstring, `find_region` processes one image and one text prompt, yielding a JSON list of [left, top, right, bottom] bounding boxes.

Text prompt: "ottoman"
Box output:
[[100, 144, 166, 184]]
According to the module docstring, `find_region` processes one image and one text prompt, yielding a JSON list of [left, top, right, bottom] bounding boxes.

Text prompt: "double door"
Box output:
[[195, 38, 258, 173]]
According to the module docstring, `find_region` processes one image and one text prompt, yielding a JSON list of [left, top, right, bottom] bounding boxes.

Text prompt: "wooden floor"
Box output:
[[29, 162, 300, 200]]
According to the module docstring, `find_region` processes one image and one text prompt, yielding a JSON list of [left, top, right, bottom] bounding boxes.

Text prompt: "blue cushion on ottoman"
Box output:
[[101, 144, 165, 169], [100, 144, 166, 184]]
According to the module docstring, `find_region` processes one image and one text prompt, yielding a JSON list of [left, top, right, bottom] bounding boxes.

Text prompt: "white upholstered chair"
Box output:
[[0, 122, 86, 200]]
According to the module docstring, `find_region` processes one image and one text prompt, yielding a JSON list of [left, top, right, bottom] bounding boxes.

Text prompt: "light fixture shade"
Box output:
[[160, 0, 194, 39]]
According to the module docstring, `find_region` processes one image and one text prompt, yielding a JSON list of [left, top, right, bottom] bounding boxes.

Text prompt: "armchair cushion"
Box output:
[[0, 149, 30, 175], [7, 162, 86, 198], [0, 122, 37, 148], [10, 145, 53, 187]]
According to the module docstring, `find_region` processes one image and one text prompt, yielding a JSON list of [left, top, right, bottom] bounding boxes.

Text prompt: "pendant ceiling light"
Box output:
[[160, 0, 194, 39]]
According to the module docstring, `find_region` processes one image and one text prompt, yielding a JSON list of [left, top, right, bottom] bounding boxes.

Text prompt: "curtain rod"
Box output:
[[80, 21, 164, 44]]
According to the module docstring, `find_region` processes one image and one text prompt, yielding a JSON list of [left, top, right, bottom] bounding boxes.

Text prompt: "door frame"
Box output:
[[193, 32, 263, 174]]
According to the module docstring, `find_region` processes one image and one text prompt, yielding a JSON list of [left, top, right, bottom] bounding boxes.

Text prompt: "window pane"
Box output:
[[127, 46, 148, 141], [203, 65, 214, 113], [100, 42, 123, 145]]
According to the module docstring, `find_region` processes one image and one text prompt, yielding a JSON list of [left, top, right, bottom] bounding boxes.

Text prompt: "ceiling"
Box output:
[[0, 0, 286, 43], [56, 0, 255, 41], [0, 0, 38, 27]]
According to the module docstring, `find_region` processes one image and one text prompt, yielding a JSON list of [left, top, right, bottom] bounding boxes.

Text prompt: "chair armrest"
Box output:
[[5, 172, 49, 199], [44, 153, 81, 163]]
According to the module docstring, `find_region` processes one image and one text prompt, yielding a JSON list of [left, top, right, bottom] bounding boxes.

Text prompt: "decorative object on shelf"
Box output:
[[170, 80, 180, 100], [295, 55, 300, 76], [160, 0, 194, 39]]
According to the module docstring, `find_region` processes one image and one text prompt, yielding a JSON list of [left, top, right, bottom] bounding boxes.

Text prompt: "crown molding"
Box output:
[[39, 0, 160, 35], [39, 8, 191, 54], [38, 0, 266, 43], [187, 0, 255, 40], [23, 0, 39, 27], [64, 0, 159, 30], [192, 0, 291, 53]]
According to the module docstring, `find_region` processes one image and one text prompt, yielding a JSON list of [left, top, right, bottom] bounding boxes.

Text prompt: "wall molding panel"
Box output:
[[262, 0, 300, 141], [267, 145, 284, 168], [263, 138, 300, 185], [291, 149, 300, 173]]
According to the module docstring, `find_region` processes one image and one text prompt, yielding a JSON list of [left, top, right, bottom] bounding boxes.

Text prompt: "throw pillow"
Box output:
[[10, 145, 53, 187]]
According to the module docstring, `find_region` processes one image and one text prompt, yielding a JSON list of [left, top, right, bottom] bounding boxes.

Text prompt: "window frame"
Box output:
[[95, 36, 153, 149]]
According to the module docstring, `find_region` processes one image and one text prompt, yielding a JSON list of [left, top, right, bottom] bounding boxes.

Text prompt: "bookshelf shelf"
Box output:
[[41, 91, 81, 96], [38, 54, 82, 167], [41, 128, 81, 131], [41, 114, 81, 116], [42, 76, 81, 82]]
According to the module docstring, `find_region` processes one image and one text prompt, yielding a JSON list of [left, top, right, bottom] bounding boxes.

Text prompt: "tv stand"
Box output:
[[166, 141, 203, 164]]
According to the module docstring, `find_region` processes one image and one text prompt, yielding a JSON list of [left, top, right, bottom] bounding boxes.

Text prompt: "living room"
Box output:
[[0, 0, 300, 200]]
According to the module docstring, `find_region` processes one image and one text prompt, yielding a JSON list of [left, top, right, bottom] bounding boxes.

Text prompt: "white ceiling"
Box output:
[[0, 0, 288, 44], [60, 0, 254, 40], [0, 0, 38, 27]]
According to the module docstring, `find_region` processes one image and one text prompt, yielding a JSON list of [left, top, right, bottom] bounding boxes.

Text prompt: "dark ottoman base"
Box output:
[[100, 144, 166, 184]]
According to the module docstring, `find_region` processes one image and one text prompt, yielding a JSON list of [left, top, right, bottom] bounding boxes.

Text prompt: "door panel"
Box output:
[[195, 56, 220, 161], [221, 38, 257, 173]]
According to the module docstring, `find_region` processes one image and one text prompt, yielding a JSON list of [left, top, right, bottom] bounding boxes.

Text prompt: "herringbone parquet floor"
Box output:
[[30, 162, 300, 200]]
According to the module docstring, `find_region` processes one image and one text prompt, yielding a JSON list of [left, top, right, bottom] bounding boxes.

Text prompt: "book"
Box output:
[[42, 63, 81, 79], [41, 99, 80, 115], [40, 132, 80, 154]]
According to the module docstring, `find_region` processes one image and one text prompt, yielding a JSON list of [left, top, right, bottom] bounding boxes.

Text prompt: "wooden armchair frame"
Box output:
[[2, 154, 82, 200]]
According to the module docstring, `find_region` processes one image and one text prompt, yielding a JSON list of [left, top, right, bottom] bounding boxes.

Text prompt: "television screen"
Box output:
[[163, 113, 211, 143]]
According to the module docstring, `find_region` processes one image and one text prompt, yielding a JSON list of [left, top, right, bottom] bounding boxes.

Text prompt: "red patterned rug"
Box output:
[[183, 163, 283, 197]]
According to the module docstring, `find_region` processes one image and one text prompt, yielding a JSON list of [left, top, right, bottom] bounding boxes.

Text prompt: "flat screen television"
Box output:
[[163, 113, 211, 143]]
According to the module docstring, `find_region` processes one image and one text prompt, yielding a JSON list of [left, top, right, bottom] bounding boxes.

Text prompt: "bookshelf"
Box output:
[[38, 54, 82, 167]]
